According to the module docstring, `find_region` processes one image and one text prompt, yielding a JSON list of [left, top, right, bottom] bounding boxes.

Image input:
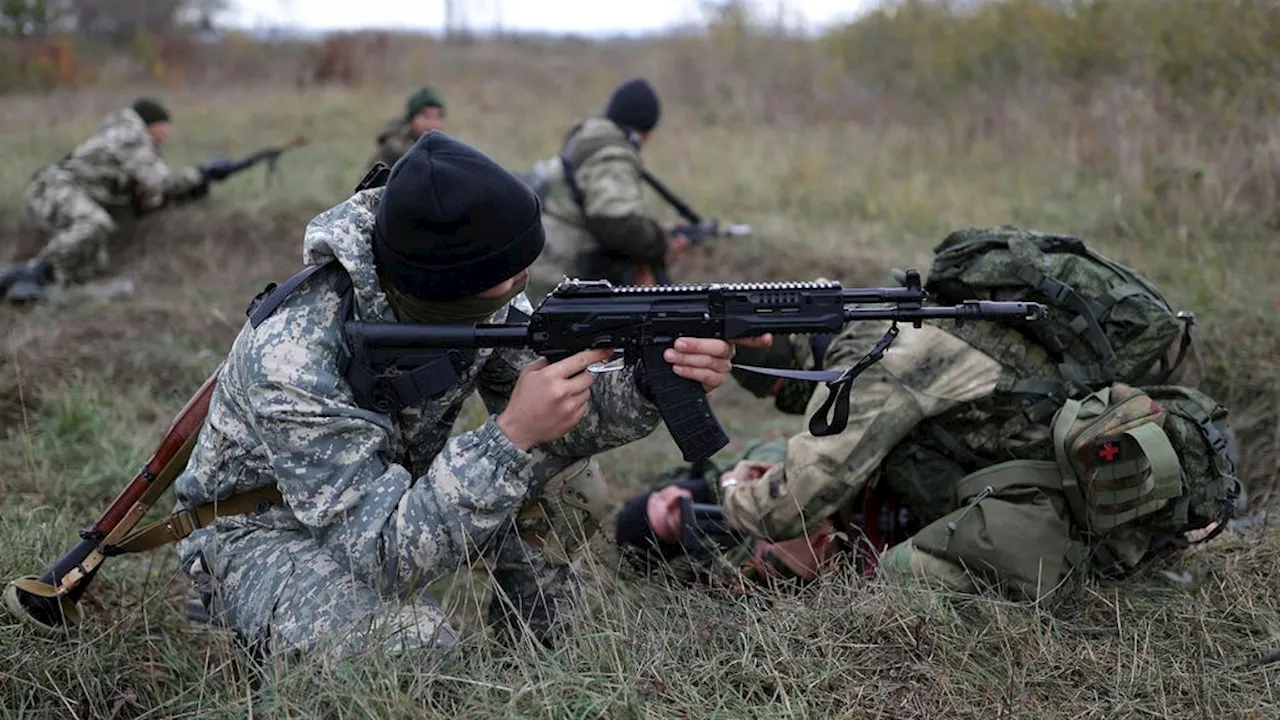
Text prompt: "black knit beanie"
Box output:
[[132, 97, 171, 125], [604, 78, 661, 133], [372, 131, 546, 301]]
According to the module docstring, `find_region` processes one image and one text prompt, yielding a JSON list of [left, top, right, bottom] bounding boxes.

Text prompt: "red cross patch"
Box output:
[[1096, 441, 1121, 463]]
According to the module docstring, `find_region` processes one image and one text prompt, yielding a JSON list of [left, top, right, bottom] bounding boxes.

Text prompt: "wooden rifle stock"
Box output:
[[3, 366, 221, 631]]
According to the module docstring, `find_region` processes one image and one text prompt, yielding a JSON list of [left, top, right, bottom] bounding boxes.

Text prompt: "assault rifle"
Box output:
[[344, 269, 1047, 463], [199, 135, 309, 186]]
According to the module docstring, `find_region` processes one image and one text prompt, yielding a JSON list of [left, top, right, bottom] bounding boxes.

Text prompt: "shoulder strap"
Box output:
[[559, 121, 644, 213], [246, 260, 340, 328]]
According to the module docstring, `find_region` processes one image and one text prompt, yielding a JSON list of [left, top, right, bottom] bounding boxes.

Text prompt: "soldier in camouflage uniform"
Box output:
[[6, 98, 209, 302], [369, 86, 447, 171], [174, 131, 747, 661], [527, 77, 691, 297], [617, 236, 1241, 600]]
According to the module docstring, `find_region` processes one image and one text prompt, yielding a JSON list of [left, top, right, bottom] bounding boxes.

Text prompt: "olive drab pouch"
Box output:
[[924, 226, 1198, 388], [1051, 383, 1184, 537], [906, 460, 1074, 601]]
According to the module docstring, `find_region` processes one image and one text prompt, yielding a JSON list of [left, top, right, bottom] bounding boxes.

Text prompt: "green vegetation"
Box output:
[[1, 1, 1277, 716]]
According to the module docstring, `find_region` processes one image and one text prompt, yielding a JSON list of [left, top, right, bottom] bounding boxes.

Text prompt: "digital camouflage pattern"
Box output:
[[529, 117, 668, 287], [25, 107, 204, 284], [370, 118, 419, 172], [174, 188, 660, 658]]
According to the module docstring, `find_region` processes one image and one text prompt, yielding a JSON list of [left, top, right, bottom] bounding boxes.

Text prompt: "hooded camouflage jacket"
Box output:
[[370, 118, 419, 171], [174, 188, 661, 595], [34, 107, 205, 212], [538, 117, 668, 270]]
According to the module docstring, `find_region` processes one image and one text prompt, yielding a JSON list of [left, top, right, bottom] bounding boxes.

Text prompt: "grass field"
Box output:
[[2, 16, 1279, 718]]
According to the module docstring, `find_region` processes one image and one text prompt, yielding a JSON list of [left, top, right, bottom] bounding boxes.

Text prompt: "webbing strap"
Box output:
[[952, 459, 1062, 503], [97, 422, 205, 552], [1052, 397, 1090, 530], [248, 261, 338, 328], [808, 324, 901, 437], [1016, 264, 1116, 381], [1093, 284, 1146, 317], [111, 487, 285, 554], [1089, 423, 1183, 531]]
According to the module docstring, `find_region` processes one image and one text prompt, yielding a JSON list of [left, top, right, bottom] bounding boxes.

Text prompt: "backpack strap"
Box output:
[[247, 260, 340, 328], [1015, 263, 1117, 383], [1052, 396, 1092, 529], [559, 121, 646, 215]]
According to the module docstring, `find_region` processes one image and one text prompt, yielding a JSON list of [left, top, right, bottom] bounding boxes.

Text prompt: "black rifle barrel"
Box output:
[[350, 323, 528, 347], [843, 301, 1044, 322]]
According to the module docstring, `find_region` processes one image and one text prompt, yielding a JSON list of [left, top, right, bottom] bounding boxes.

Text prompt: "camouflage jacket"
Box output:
[[538, 117, 668, 270], [33, 107, 204, 212], [720, 320, 1005, 541], [174, 188, 661, 594], [370, 118, 419, 170]]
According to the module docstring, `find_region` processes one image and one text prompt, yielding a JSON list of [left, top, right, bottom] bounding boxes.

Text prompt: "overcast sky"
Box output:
[[228, 1, 873, 34]]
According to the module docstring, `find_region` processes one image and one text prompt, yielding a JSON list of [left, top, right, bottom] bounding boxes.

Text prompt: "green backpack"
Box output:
[[904, 382, 1240, 599], [924, 226, 1200, 388]]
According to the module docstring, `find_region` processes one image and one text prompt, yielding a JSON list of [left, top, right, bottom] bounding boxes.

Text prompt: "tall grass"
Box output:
[[1, 1, 1278, 716]]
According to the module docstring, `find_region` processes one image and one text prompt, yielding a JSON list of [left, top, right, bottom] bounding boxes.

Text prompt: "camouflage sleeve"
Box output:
[[474, 295, 661, 457], [721, 322, 1004, 541], [577, 146, 668, 263], [118, 133, 205, 203], [246, 304, 543, 594]]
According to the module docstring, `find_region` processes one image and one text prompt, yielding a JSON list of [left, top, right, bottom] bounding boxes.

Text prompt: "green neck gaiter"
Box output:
[[379, 270, 527, 324]]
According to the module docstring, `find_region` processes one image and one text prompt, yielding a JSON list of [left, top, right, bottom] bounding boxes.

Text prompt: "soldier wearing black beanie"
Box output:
[[373, 131, 546, 302], [604, 78, 662, 134], [526, 77, 688, 292]]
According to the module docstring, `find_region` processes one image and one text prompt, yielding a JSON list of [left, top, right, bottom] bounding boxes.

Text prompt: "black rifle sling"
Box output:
[[727, 324, 901, 438]]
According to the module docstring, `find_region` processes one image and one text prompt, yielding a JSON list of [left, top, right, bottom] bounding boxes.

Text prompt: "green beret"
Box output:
[[405, 86, 446, 121], [132, 97, 170, 125]]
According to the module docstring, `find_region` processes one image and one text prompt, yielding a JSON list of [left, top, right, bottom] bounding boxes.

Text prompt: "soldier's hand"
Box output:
[[663, 335, 771, 394], [199, 157, 239, 182], [647, 484, 694, 543], [721, 460, 776, 486], [497, 348, 613, 451]]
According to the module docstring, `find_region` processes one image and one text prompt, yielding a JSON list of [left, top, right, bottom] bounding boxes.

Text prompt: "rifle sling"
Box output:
[[109, 487, 285, 555]]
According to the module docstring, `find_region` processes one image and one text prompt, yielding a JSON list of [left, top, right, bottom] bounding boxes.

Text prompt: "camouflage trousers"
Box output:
[[183, 457, 610, 660], [25, 172, 119, 285]]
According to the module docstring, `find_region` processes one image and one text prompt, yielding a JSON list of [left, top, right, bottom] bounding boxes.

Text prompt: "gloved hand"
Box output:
[[199, 157, 239, 182]]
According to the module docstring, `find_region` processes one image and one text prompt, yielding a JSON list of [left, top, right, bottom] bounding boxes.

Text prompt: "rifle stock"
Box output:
[[3, 368, 220, 631]]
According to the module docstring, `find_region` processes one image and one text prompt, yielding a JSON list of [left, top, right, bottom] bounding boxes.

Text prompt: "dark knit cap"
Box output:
[[604, 77, 661, 133], [132, 97, 171, 125], [372, 131, 545, 301], [405, 86, 446, 121]]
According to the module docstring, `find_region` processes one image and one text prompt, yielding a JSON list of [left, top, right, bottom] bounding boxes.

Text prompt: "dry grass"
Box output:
[[2, 4, 1279, 716]]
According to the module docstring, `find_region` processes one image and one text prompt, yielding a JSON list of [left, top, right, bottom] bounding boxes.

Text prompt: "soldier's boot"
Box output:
[[487, 457, 611, 647], [3, 260, 54, 304]]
